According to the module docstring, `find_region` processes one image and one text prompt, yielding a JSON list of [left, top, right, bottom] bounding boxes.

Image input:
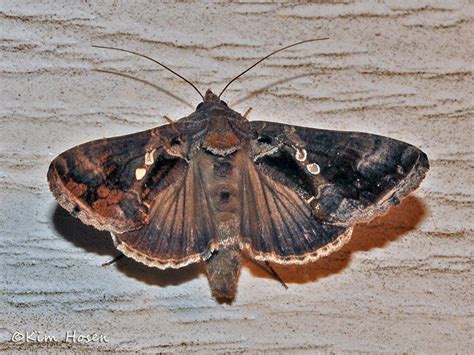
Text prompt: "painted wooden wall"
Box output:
[[1, 1, 472, 352]]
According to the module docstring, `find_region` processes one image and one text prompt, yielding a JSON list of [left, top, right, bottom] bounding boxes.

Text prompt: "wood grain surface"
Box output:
[[1, 1, 472, 352]]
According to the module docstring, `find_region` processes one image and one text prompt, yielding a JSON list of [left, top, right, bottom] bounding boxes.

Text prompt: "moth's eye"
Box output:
[[257, 135, 272, 144], [171, 136, 182, 145], [196, 102, 204, 110], [221, 101, 228, 107]]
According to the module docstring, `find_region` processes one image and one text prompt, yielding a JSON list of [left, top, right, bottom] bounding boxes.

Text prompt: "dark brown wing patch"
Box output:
[[250, 121, 429, 225], [48, 120, 218, 268], [240, 157, 352, 264], [244, 121, 429, 263]]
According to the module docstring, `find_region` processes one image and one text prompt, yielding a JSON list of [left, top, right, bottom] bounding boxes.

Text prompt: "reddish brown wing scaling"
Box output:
[[47, 122, 190, 234]]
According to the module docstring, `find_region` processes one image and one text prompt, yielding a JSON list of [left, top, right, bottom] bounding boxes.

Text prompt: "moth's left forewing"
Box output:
[[48, 119, 219, 268], [47, 125, 183, 234]]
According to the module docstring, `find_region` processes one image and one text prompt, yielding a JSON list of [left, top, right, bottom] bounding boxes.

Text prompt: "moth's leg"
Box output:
[[243, 107, 253, 119], [102, 253, 124, 267], [163, 115, 175, 124], [244, 255, 288, 289], [264, 261, 288, 289]]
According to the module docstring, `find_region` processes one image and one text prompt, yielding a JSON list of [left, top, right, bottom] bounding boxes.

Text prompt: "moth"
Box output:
[[48, 39, 429, 302]]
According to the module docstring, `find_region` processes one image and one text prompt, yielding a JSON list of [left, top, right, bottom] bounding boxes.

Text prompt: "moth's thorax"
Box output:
[[182, 89, 249, 158], [199, 112, 249, 158], [202, 114, 241, 156]]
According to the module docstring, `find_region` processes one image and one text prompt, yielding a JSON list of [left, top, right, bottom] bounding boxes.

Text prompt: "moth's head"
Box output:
[[196, 89, 229, 111]]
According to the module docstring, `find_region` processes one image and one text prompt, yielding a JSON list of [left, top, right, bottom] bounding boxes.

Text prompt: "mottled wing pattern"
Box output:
[[115, 159, 217, 268], [47, 121, 199, 234], [48, 127, 163, 233], [48, 122, 217, 268], [244, 121, 429, 263]]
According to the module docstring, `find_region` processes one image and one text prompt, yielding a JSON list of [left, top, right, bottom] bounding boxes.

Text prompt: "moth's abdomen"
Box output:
[[204, 247, 241, 302], [199, 150, 243, 222], [195, 148, 245, 301]]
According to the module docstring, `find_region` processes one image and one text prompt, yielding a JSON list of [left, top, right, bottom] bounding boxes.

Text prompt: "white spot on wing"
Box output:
[[135, 168, 146, 180], [295, 148, 307, 162], [145, 149, 156, 165], [307, 163, 320, 175]]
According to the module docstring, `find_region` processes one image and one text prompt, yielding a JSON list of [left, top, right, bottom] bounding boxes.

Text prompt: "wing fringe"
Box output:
[[243, 227, 353, 265]]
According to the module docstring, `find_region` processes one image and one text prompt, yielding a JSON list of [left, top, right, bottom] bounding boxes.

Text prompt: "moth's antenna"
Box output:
[[92, 45, 204, 100], [93, 69, 194, 109], [218, 38, 329, 98]]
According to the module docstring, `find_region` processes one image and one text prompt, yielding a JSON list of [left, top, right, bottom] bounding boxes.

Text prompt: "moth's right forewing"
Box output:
[[250, 121, 429, 225], [242, 121, 428, 264]]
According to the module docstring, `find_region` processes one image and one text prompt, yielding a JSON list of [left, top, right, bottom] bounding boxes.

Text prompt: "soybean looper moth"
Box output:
[[48, 39, 429, 301]]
